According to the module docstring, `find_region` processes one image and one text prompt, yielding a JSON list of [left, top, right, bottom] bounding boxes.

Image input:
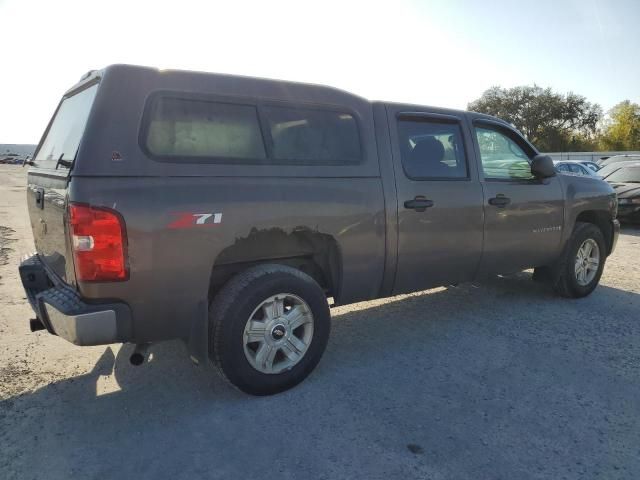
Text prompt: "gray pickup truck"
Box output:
[[20, 65, 619, 395]]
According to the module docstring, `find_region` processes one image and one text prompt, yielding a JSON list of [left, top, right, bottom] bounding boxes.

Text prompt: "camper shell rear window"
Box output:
[[141, 93, 362, 165], [34, 82, 99, 171]]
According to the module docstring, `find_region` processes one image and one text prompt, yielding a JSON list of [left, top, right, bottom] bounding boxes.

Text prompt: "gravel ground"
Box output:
[[1, 164, 639, 480]]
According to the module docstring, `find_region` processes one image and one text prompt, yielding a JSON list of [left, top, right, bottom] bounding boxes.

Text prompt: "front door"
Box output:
[[389, 109, 484, 294], [472, 121, 564, 275]]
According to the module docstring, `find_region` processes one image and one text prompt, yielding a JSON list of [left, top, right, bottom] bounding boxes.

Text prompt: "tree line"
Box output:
[[468, 85, 640, 152]]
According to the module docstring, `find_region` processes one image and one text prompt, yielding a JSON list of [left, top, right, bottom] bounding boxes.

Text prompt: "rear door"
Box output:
[[471, 120, 564, 275], [27, 81, 99, 284], [387, 107, 484, 294]]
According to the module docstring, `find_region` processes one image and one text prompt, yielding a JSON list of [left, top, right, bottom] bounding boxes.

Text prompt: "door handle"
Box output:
[[488, 195, 511, 207], [404, 197, 434, 212]]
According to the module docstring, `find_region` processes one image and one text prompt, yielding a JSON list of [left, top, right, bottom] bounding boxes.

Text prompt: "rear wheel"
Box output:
[[552, 222, 606, 298], [209, 264, 330, 395]]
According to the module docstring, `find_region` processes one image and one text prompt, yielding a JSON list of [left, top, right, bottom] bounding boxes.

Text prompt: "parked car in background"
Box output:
[[554, 161, 599, 176], [597, 154, 640, 168], [598, 161, 640, 180], [581, 161, 601, 172], [603, 164, 640, 222], [0, 157, 24, 165]]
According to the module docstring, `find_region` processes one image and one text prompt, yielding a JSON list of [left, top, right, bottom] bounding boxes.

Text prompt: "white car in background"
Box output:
[[554, 161, 601, 176]]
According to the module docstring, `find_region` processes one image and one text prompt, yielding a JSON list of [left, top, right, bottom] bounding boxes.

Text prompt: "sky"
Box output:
[[1, 0, 639, 144]]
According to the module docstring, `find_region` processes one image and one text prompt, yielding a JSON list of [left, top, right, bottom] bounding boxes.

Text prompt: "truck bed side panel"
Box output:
[[74, 176, 386, 342]]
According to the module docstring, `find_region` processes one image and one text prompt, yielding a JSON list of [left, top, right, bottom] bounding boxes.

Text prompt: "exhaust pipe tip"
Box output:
[[129, 343, 150, 366], [129, 352, 145, 366]]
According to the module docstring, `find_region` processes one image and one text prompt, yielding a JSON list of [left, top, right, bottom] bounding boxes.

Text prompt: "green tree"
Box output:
[[468, 85, 602, 151], [599, 101, 640, 151]]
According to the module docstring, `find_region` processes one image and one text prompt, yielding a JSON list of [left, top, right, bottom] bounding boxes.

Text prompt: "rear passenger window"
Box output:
[[396, 118, 468, 179], [262, 106, 361, 164], [145, 97, 267, 160]]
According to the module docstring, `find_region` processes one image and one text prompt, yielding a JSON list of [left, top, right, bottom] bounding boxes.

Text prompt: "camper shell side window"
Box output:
[[140, 92, 363, 166]]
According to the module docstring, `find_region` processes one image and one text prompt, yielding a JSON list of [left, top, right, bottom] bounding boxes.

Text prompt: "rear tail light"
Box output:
[[68, 203, 128, 282]]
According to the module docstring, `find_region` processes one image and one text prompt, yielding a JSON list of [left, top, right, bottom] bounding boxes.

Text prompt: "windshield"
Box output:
[[34, 83, 99, 170], [606, 167, 640, 183]]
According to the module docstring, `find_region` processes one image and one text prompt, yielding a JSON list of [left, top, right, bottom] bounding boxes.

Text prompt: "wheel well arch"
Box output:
[[207, 227, 342, 304], [574, 210, 614, 254]]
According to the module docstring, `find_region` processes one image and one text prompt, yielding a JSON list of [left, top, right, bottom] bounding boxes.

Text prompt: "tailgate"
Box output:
[[27, 172, 73, 282]]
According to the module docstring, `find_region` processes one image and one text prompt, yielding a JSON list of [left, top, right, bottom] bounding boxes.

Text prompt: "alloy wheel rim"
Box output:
[[243, 293, 314, 374], [574, 238, 600, 286]]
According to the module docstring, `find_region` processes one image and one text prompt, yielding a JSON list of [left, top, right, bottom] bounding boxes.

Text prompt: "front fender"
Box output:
[[559, 174, 617, 253]]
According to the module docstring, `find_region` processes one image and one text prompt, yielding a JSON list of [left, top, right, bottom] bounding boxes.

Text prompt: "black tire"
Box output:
[[209, 264, 330, 395], [552, 222, 607, 298]]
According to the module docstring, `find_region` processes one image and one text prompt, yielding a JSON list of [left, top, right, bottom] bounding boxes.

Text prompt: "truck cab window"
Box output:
[[397, 119, 468, 179], [475, 127, 533, 180]]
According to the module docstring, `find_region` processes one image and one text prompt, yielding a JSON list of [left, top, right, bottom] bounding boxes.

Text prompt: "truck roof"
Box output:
[[65, 64, 501, 124], [65, 64, 367, 103]]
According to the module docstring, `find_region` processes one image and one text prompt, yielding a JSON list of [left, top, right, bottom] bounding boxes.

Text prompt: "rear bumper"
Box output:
[[19, 254, 132, 346]]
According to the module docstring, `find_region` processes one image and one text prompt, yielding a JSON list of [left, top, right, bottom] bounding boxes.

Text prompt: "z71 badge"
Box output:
[[168, 212, 223, 229]]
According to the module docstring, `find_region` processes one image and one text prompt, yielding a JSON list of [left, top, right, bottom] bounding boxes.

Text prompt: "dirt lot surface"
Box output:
[[1, 164, 639, 479]]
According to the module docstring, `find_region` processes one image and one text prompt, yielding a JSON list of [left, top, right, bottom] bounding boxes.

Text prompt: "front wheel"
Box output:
[[209, 264, 331, 395], [553, 222, 606, 298]]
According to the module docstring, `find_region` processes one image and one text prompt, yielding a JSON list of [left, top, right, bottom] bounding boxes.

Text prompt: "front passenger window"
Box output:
[[475, 127, 533, 180]]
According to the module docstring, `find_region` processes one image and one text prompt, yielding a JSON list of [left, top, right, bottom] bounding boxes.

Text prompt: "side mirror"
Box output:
[[531, 155, 556, 178]]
